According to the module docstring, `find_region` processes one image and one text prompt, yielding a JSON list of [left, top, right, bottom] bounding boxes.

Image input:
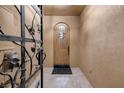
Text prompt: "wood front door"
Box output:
[[54, 22, 70, 66]]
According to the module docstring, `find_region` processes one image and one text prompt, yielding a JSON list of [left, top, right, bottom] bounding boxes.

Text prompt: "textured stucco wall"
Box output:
[[79, 5, 124, 87]]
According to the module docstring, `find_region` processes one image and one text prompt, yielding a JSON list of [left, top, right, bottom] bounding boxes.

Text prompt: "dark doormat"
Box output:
[[52, 65, 72, 74]]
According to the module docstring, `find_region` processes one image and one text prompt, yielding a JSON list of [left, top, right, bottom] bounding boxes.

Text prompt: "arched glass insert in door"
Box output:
[[54, 22, 70, 39]]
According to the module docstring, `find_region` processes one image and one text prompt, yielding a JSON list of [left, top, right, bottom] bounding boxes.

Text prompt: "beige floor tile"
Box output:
[[43, 67, 92, 88]]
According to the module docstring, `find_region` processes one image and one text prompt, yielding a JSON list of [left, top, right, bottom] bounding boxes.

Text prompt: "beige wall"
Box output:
[[79, 5, 124, 87], [43, 16, 80, 67]]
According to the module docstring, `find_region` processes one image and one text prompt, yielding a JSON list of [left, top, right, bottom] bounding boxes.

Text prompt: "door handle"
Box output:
[[68, 46, 70, 56]]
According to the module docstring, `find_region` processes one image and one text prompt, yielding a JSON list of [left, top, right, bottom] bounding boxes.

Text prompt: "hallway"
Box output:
[[1, 5, 124, 88], [43, 68, 92, 88]]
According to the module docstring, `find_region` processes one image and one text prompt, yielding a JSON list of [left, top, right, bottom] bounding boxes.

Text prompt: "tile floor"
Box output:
[[43, 67, 92, 88]]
